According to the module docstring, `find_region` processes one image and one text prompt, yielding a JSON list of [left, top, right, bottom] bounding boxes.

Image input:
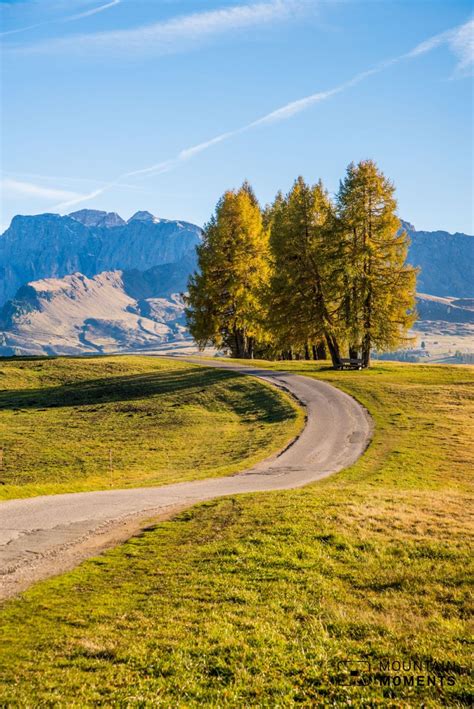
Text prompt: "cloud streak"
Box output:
[[448, 16, 474, 75], [48, 15, 473, 212], [406, 16, 473, 75], [15, 0, 309, 54], [66, 0, 121, 22], [2, 178, 83, 202], [4, 170, 148, 192], [1, 172, 150, 215], [0, 0, 121, 37]]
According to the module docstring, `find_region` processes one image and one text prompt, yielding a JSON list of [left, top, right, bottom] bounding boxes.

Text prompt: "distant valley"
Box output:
[[0, 210, 472, 358]]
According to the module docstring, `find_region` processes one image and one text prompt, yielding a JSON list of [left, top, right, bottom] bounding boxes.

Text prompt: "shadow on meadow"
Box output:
[[0, 367, 294, 424]]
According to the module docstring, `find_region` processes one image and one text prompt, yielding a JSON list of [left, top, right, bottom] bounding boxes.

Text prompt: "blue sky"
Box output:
[[1, 0, 473, 233]]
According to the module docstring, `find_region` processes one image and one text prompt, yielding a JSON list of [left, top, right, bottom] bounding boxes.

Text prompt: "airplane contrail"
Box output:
[[50, 15, 472, 211], [0, 1, 121, 37]]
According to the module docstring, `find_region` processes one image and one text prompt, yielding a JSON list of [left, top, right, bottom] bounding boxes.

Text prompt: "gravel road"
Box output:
[[0, 361, 373, 600]]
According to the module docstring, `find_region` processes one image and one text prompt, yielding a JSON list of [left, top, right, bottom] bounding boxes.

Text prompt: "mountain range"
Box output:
[[402, 221, 474, 298], [0, 209, 201, 306], [0, 210, 472, 356]]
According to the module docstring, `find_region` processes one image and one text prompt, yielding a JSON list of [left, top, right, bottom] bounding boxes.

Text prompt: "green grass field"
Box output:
[[0, 360, 472, 706], [0, 356, 303, 499]]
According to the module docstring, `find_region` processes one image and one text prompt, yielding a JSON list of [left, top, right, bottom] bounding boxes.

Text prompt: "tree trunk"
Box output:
[[349, 346, 359, 360], [312, 342, 327, 360], [324, 332, 343, 368], [304, 343, 310, 360], [246, 337, 255, 359], [316, 341, 327, 360], [361, 217, 371, 368], [361, 289, 372, 367], [232, 328, 245, 359], [230, 332, 238, 359], [238, 331, 245, 359], [361, 334, 371, 367]]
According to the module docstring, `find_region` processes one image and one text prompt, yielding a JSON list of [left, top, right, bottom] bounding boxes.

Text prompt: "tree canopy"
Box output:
[[186, 183, 269, 358], [186, 161, 418, 367]]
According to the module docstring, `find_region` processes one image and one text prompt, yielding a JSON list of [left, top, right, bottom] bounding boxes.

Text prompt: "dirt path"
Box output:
[[0, 362, 372, 600]]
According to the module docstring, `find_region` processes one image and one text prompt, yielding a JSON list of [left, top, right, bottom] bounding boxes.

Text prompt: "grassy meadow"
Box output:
[[0, 360, 473, 706], [0, 356, 303, 500]]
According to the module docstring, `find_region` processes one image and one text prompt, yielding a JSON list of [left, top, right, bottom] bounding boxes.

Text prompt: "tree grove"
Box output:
[[185, 162, 418, 367]]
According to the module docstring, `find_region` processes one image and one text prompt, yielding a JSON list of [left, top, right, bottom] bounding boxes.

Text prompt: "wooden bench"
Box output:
[[337, 358, 365, 370]]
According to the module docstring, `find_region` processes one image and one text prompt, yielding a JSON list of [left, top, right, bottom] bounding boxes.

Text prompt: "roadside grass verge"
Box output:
[[0, 361, 472, 706], [0, 356, 303, 499]]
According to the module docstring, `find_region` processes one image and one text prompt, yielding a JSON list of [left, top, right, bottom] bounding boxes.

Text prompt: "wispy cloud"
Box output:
[[15, 0, 309, 54], [2, 178, 84, 202], [4, 170, 149, 192], [0, 171, 150, 216], [45, 15, 474, 212], [0, 0, 121, 37], [406, 16, 473, 76], [66, 0, 121, 22], [448, 17, 474, 75], [245, 58, 403, 129]]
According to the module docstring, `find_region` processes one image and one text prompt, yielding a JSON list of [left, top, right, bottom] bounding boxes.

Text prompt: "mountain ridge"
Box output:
[[401, 220, 473, 298], [0, 210, 472, 356], [0, 210, 202, 306]]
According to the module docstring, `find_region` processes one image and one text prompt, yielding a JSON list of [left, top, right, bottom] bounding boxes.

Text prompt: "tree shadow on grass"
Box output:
[[0, 367, 295, 424]]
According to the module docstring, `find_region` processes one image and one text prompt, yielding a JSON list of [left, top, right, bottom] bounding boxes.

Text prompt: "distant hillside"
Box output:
[[416, 293, 474, 324], [0, 209, 201, 306], [0, 263, 191, 356], [403, 221, 473, 298]]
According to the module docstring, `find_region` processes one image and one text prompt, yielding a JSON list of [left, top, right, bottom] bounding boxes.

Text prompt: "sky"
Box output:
[[0, 0, 473, 234]]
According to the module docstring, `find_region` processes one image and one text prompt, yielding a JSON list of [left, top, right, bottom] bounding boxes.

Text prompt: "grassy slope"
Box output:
[[0, 361, 473, 706], [0, 356, 302, 499]]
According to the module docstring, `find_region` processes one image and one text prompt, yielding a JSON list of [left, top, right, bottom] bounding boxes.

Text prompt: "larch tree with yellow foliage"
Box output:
[[186, 164, 417, 368], [267, 177, 344, 367], [336, 160, 418, 367], [186, 182, 269, 358]]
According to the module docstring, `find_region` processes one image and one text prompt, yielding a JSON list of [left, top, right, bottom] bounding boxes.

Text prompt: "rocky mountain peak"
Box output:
[[98, 212, 126, 228], [128, 211, 160, 224], [69, 209, 126, 228]]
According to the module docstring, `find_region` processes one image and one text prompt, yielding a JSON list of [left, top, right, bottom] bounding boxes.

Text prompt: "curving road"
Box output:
[[0, 361, 372, 600]]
